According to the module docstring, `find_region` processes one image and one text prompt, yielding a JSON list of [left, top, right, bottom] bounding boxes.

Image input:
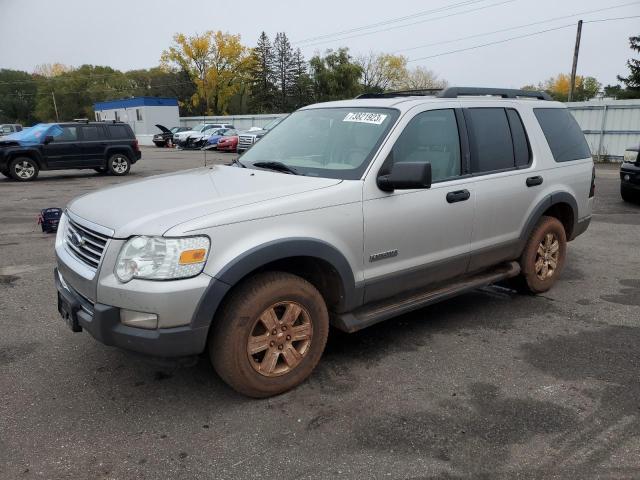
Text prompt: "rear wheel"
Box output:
[[517, 216, 567, 294], [9, 157, 39, 181], [107, 153, 131, 176], [209, 272, 329, 398]]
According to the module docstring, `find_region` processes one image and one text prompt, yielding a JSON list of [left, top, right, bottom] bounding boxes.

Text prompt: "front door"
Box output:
[[362, 107, 475, 303], [42, 125, 82, 168]]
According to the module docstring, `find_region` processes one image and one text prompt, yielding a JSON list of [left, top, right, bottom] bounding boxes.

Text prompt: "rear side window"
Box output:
[[108, 125, 132, 139], [534, 108, 590, 162], [81, 126, 104, 141], [506, 109, 530, 167], [465, 108, 514, 173]]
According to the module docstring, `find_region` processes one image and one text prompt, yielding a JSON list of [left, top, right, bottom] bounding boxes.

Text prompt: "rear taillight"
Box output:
[[133, 139, 139, 151], [589, 165, 596, 198]]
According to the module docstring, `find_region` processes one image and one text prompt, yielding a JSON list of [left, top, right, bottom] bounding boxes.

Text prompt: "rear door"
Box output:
[[42, 125, 82, 168], [464, 105, 539, 271], [79, 125, 107, 167]]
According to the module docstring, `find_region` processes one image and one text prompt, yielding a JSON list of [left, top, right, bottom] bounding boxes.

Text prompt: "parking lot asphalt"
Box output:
[[1, 151, 639, 479]]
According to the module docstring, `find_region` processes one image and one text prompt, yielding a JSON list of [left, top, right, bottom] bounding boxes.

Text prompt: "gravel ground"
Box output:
[[0, 152, 639, 479]]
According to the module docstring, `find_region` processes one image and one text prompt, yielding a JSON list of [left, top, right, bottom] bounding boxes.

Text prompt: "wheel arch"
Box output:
[[519, 192, 579, 251], [7, 149, 43, 168], [191, 238, 362, 332]]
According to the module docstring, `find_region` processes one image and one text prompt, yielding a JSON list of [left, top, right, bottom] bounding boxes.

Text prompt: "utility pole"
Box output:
[[568, 20, 583, 102], [51, 91, 59, 122]]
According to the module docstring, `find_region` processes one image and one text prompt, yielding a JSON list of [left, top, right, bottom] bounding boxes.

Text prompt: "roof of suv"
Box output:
[[301, 87, 564, 112]]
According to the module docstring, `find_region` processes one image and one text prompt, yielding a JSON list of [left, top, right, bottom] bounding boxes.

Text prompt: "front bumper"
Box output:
[[55, 267, 229, 357]]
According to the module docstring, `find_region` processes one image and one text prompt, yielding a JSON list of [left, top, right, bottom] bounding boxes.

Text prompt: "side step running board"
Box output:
[[333, 261, 521, 333]]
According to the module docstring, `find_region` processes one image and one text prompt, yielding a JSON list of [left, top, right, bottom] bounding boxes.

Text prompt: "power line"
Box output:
[[1, 81, 195, 98], [295, 0, 490, 44], [297, 0, 517, 48], [394, 1, 640, 54], [406, 15, 640, 63]]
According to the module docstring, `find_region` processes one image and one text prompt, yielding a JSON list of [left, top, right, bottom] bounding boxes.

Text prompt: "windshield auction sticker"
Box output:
[[343, 112, 387, 125]]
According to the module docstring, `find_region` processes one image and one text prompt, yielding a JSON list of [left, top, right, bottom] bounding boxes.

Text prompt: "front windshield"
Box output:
[[240, 108, 398, 179], [4, 123, 59, 144]]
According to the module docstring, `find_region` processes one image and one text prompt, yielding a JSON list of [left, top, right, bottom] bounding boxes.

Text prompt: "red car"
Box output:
[[217, 135, 238, 152]]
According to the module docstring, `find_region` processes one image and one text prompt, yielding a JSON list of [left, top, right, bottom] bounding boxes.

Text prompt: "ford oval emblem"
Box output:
[[70, 231, 85, 247]]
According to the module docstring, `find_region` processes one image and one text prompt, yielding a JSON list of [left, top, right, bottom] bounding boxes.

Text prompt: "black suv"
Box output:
[[0, 121, 141, 181], [621, 147, 640, 203]]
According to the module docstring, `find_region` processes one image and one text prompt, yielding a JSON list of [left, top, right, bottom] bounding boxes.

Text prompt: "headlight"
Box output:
[[55, 212, 68, 248], [115, 236, 210, 283]]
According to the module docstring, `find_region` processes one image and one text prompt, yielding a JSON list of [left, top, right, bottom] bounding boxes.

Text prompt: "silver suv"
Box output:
[[55, 87, 594, 397]]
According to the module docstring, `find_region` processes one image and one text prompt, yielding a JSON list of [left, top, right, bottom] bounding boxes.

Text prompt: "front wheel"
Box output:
[[209, 272, 329, 398], [518, 216, 567, 294], [107, 154, 131, 176], [621, 185, 639, 203], [9, 157, 39, 181]]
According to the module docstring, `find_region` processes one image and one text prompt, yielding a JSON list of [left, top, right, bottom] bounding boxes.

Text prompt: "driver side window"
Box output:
[[392, 109, 461, 182], [52, 126, 78, 142]]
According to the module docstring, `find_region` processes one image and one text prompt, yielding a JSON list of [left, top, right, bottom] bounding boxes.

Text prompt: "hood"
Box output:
[[155, 124, 171, 134], [67, 165, 341, 237]]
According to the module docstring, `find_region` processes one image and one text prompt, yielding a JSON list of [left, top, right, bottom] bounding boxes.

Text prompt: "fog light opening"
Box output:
[[120, 309, 158, 330]]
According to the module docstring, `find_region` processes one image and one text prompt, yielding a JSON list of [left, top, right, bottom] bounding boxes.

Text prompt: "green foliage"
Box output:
[[606, 35, 640, 99], [0, 69, 38, 124], [310, 48, 363, 102]]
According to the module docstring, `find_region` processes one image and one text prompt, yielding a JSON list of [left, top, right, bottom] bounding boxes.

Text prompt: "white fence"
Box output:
[[567, 99, 640, 161], [179, 114, 286, 132]]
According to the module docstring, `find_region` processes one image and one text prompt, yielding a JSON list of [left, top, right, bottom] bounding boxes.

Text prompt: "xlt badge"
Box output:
[[369, 249, 398, 262]]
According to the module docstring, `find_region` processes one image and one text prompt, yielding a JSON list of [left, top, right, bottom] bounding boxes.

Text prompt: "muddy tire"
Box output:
[[209, 271, 329, 398], [517, 215, 567, 294], [9, 156, 39, 181]]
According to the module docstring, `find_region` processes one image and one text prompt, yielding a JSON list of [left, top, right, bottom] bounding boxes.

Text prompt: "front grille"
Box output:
[[238, 135, 255, 149], [65, 218, 110, 270]]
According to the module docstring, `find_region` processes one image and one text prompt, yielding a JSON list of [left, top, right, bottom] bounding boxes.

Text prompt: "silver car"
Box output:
[[55, 87, 594, 397]]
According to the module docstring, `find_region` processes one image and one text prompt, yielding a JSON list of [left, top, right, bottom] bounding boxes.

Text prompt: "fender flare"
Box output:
[[519, 191, 579, 250], [104, 146, 135, 161], [6, 148, 44, 168], [191, 238, 361, 330]]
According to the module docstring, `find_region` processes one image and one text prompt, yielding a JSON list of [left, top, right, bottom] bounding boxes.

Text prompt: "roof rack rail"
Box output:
[[356, 88, 442, 99], [437, 87, 551, 100], [73, 118, 90, 123]]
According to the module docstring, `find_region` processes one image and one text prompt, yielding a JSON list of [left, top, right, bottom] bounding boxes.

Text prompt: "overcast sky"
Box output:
[[1, 0, 638, 88]]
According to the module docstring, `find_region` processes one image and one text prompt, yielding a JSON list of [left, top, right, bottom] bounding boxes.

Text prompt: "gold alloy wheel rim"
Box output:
[[535, 232, 560, 281], [247, 301, 313, 377]]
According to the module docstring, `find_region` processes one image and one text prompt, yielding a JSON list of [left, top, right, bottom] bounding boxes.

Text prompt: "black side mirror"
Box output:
[[43, 135, 54, 144], [377, 162, 432, 192]]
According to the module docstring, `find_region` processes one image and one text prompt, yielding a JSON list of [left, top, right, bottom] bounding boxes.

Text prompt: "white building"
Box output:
[[93, 97, 179, 146]]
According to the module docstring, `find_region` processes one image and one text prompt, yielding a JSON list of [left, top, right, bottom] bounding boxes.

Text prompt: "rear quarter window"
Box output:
[[534, 108, 591, 162], [107, 124, 134, 140]]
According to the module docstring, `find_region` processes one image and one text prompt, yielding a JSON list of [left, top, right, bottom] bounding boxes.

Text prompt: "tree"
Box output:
[[605, 35, 640, 99], [161, 31, 254, 115], [539, 73, 601, 101], [357, 52, 408, 92], [0, 69, 38, 125], [396, 66, 447, 91], [310, 48, 363, 102], [273, 32, 296, 111], [290, 48, 313, 110], [248, 32, 276, 113], [33, 63, 73, 78]]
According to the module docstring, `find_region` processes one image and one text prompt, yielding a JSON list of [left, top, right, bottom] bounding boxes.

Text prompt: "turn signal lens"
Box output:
[[179, 249, 207, 265]]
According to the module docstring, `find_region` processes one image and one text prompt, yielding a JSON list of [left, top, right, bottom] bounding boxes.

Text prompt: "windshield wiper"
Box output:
[[252, 161, 302, 175], [231, 157, 246, 168]]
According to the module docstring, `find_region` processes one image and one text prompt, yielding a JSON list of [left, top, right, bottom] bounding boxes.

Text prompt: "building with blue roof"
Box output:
[[93, 97, 179, 146]]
